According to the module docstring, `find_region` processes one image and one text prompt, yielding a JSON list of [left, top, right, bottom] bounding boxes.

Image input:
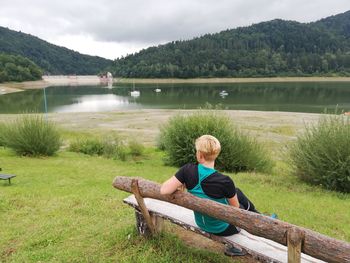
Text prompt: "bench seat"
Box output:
[[0, 174, 16, 184], [124, 195, 325, 263]]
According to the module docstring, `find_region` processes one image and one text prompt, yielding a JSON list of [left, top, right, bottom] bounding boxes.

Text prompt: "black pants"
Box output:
[[215, 188, 259, 236]]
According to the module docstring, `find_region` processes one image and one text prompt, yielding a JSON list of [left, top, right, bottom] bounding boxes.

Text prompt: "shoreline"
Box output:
[[1, 76, 350, 95], [116, 76, 350, 84], [0, 109, 320, 146]]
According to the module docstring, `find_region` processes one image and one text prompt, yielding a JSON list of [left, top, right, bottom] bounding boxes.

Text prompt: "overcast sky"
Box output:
[[1, 0, 350, 60]]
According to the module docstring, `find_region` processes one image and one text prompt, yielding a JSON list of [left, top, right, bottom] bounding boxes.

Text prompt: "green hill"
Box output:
[[111, 11, 350, 78], [0, 26, 112, 75], [0, 53, 42, 82]]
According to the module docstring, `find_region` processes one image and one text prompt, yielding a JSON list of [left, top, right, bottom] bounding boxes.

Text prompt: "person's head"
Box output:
[[195, 135, 221, 163]]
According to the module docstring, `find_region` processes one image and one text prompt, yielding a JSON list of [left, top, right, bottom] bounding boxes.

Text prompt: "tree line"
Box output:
[[111, 11, 350, 78], [0, 26, 112, 75], [0, 53, 42, 83]]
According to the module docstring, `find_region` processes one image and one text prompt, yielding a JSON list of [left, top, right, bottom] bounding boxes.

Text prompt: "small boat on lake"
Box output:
[[130, 80, 140, 97], [155, 88, 161, 92], [219, 90, 228, 97], [130, 90, 140, 97]]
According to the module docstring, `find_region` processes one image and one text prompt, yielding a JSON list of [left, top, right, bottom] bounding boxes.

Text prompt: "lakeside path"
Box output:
[[2, 76, 350, 95], [0, 109, 320, 148]]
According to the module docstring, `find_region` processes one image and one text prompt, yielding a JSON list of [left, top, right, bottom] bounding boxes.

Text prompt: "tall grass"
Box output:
[[0, 122, 5, 146], [158, 111, 273, 173], [0, 115, 61, 156], [69, 135, 144, 161], [289, 114, 350, 192]]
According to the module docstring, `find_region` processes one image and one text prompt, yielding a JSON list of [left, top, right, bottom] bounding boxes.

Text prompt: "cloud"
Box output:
[[0, 0, 350, 58]]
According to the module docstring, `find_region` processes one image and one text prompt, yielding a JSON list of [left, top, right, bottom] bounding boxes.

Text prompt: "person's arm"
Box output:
[[160, 176, 183, 195], [228, 194, 240, 208]]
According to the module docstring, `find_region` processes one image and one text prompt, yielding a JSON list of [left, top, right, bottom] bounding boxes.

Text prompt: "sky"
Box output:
[[1, 0, 350, 60]]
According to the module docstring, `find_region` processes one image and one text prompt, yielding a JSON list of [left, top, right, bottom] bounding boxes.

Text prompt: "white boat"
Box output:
[[155, 88, 161, 92], [130, 90, 140, 97], [130, 80, 140, 97], [219, 90, 228, 96]]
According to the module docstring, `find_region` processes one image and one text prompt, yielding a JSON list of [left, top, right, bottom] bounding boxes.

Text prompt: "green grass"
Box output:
[[0, 146, 349, 262]]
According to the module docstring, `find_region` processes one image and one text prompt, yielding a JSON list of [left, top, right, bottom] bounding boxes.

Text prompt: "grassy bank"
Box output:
[[0, 148, 234, 262], [0, 145, 349, 262], [0, 110, 349, 262]]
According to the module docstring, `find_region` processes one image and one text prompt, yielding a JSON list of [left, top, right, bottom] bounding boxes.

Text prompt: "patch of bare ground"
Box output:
[[170, 225, 259, 263]]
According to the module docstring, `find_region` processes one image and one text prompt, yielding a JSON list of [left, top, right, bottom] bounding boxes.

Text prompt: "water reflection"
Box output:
[[53, 94, 139, 112], [0, 82, 350, 113]]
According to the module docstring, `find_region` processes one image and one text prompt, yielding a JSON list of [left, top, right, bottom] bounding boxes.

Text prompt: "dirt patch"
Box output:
[[172, 225, 259, 263]]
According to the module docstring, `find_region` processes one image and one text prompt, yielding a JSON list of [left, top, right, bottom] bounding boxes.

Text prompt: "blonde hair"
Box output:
[[195, 135, 221, 161]]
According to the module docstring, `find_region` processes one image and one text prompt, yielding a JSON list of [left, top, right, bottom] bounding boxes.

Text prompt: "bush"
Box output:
[[289, 114, 350, 193], [69, 135, 128, 160], [69, 138, 105, 156], [158, 111, 272, 173], [128, 140, 145, 156], [1, 115, 61, 156], [0, 122, 5, 146]]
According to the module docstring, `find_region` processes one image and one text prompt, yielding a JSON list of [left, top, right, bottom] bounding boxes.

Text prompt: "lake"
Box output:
[[0, 82, 350, 114]]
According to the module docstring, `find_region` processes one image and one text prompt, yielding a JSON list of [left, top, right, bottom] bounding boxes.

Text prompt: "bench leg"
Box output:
[[135, 210, 163, 237]]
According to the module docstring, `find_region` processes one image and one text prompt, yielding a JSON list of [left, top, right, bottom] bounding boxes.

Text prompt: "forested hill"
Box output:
[[0, 26, 112, 75], [111, 10, 350, 78], [0, 53, 42, 82]]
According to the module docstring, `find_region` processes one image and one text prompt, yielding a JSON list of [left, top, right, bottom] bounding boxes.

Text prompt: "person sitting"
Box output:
[[160, 134, 260, 256]]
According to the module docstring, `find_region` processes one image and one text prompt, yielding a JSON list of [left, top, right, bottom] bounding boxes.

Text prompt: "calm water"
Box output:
[[1, 82, 350, 114]]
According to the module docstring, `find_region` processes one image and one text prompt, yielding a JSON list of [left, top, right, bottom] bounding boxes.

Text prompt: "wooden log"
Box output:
[[131, 179, 156, 235], [287, 228, 304, 263], [113, 176, 350, 263], [135, 209, 151, 236], [134, 210, 164, 237]]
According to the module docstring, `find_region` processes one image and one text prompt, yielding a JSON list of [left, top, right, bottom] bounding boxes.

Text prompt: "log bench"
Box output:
[[113, 177, 350, 263], [124, 195, 324, 263], [0, 174, 16, 185]]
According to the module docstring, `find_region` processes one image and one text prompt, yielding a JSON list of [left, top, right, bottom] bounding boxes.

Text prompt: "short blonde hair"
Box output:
[[195, 135, 221, 161]]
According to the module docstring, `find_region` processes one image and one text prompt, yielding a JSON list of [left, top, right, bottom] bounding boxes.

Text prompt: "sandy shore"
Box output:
[[1, 76, 350, 95], [117, 76, 350, 84], [0, 109, 320, 147], [0, 76, 102, 95]]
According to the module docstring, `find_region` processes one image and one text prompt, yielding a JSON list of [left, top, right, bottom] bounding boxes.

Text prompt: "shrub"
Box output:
[[69, 138, 105, 156], [289, 114, 350, 193], [128, 140, 144, 156], [1, 115, 61, 156], [69, 135, 128, 160], [115, 144, 128, 161], [0, 122, 5, 146], [158, 111, 272, 173]]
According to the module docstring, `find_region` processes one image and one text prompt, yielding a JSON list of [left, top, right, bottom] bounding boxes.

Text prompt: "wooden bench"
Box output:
[[124, 195, 325, 263], [114, 177, 350, 263], [0, 174, 16, 184]]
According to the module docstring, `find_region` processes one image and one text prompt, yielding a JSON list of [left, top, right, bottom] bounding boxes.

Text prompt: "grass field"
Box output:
[[0, 110, 349, 262]]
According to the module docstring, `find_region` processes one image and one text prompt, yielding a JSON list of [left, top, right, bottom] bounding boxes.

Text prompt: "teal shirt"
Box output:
[[188, 164, 229, 233]]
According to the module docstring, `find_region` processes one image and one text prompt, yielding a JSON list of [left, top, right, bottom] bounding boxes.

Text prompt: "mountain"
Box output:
[[312, 10, 350, 38], [0, 26, 112, 75], [111, 10, 350, 78]]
